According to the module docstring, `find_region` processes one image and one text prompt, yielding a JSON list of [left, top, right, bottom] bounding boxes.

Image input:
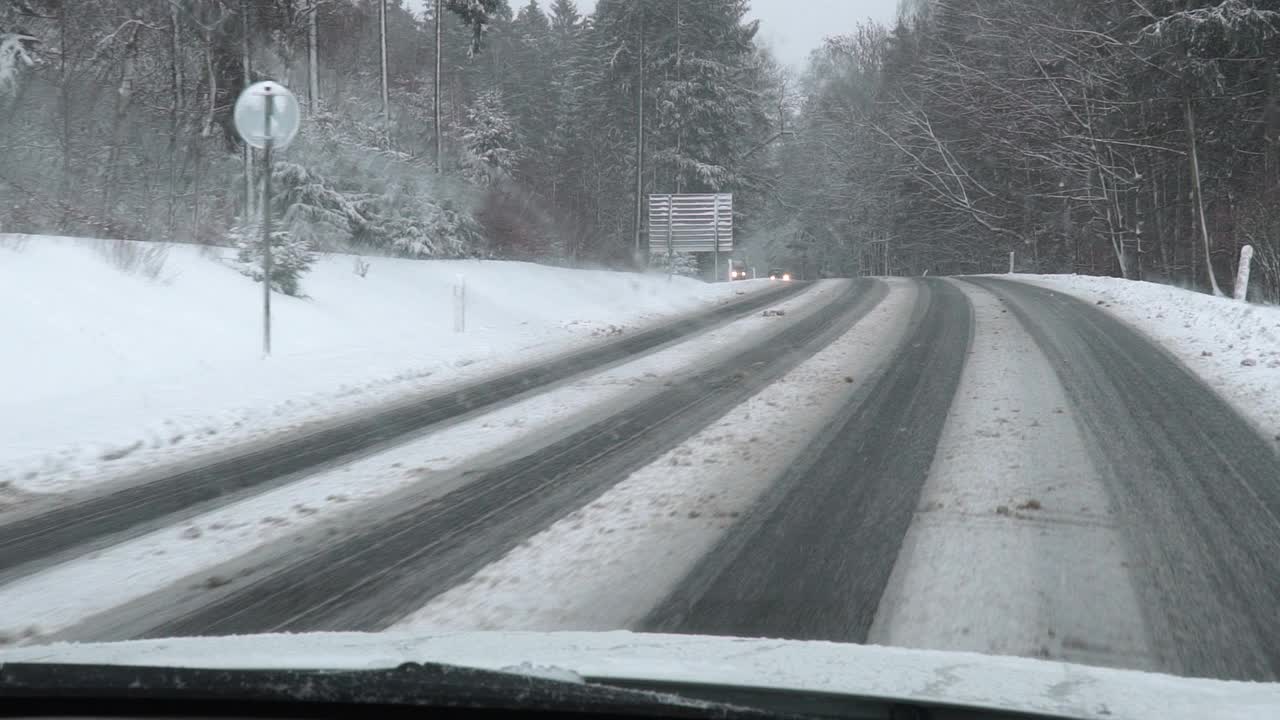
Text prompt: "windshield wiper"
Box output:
[[0, 660, 801, 719]]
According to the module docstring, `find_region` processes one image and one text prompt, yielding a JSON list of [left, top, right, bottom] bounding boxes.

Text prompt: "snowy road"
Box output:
[[0, 280, 805, 582], [51, 279, 884, 639], [641, 278, 972, 641], [968, 278, 1280, 681], [3, 275, 1280, 684]]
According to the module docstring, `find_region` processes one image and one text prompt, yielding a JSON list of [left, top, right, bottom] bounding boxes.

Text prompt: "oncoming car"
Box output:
[[728, 260, 748, 281], [768, 268, 793, 281]]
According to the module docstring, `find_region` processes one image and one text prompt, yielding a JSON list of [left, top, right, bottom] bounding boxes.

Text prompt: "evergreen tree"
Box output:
[[232, 224, 318, 297], [460, 88, 521, 186]]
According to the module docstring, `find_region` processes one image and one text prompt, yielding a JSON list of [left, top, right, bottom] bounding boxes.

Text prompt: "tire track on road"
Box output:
[[968, 277, 1280, 682], [0, 282, 806, 583], [67, 280, 886, 640], [641, 278, 972, 642], [869, 281, 1155, 673]]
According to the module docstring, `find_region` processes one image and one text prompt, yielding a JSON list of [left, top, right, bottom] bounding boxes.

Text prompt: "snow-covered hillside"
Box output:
[[1013, 274, 1280, 445], [0, 235, 764, 496]]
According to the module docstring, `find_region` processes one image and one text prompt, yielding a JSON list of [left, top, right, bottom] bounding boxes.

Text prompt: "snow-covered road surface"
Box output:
[[396, 279, 920, 632], [0, 270, 803, 580], [0, 281, 841, 640], [869, 282, 1153, 671], [1009, 273, 1280, 448], [2, 269, 1280, 688], [7, 280, 865, 641]]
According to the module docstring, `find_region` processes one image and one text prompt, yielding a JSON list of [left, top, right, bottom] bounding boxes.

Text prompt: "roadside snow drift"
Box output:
[[1010, 274, 1280, 446], [0, 235, 765, 495]]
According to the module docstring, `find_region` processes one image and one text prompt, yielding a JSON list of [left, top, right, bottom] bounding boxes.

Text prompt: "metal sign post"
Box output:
[[261, 99, 274, 355], [666, 199, 674, 279], [712, 199, 720, 282], [233, 81, 300, 357]]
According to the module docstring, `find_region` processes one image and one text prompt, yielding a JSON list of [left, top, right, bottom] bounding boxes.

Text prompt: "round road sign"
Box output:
[[233, 81, 301, 150]]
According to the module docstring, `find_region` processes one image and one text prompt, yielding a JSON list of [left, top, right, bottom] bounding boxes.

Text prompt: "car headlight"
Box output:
[[783, 273, 792, 281]]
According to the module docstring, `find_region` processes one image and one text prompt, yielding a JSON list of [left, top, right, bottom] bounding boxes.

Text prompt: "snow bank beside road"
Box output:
[[0, 235, 767, 495], [1010, 274, 1280, 444]]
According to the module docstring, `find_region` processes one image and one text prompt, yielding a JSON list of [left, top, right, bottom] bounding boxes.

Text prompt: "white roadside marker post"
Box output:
[[454, 274, 467, 333], [233, 81, 301, 357], [1235, 245, 1254, 302]]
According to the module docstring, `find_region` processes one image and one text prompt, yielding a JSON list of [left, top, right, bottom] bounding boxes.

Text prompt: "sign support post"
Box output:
[[712, 198, 720, 281], [260, 96, 275, 356], [233, 81, 301, 358], [666, 199, 674, 279]]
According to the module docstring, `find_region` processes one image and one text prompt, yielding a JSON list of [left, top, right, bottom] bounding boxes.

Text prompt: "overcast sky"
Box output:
[[731, 0, 902, 69], [406, 1, 902, 71]]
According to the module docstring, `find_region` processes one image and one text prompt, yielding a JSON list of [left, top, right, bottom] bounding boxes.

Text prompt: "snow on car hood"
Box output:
[[1, 631, 1277, 720]]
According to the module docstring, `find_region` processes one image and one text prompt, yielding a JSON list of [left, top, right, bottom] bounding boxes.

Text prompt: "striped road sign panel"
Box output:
[[648, 193, 733, 253]]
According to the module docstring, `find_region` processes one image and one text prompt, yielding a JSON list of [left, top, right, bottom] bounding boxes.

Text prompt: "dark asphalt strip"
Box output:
[[640, 278, 973, 642], [91, 280, 887, 639], [968, 277, 1280, 682], [0, 282, 806, 582]]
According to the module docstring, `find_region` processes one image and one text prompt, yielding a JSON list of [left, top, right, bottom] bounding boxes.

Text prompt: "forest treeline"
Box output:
[[2, 0, 1278, 300]]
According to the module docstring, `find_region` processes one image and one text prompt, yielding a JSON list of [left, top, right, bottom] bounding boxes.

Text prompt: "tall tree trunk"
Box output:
[[1151, 159, 1170, 278], [379, 0, 389, 144], [632, 5, 645, 260], [1185, 96, 1222, 295], [58, 1, 72, 228], [434, 0, 442, 172], [308, 0, 319, 111], [103, 17, 142, 233], [1265, 56, 1280, 192], [674, 0, 682, 194], [193, 41, 218, 238], [241, 0, 254, 220], [167, 2, 184, 237]]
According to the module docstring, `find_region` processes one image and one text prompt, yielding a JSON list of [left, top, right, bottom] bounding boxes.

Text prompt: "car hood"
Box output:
[[1, 631, 1276, 720]]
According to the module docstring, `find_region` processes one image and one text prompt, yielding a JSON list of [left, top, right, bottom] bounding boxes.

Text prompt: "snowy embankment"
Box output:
[[1010, 274, 1280, 446], [0, 234, 766, 498]]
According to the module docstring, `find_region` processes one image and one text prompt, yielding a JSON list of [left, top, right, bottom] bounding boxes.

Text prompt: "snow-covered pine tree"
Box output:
[[231, 223, 317, 297], [230, 158, 367, 296], [647, 0, 769, 195], [508, 1, 555, 185], [270, 161, 368, 250], [460, 89, 521, 186]]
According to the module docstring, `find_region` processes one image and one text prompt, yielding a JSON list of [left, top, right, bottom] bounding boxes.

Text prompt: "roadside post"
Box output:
[[1235, 245, 1254, 302], [454, 274, 467, 332], [233, 81, 301, 357]]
